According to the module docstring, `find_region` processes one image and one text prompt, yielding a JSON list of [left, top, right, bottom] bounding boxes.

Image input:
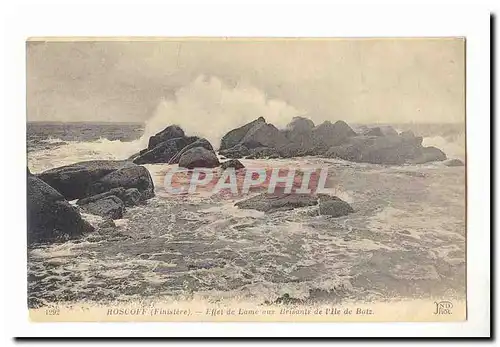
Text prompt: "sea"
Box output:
[[26, 121, 466, 308]]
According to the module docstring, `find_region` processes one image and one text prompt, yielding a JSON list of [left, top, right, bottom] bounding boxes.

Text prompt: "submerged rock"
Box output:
[[178, 147, 220, 169], [27, 175, 94, 245], [318, 195, 354, 217], [235, 190, 318, 213]]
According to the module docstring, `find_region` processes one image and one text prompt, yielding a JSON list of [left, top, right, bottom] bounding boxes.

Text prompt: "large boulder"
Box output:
[[133, 136, 199, 165], [178, 147, 220, 169], [410, 146, 447, 164], [147, 125, 185, 150], [218, 144, 250, 159], [80, 195, 125, 220], [240, 122, 290, 149], [169, 138, 214, 164], [37, 160, 134, 200], [219, 117, 266, 150], [312, 120, 357, 148], [318, 195, 354, 217], [27, 174, 94, 245], [88, 165, 155, 200]]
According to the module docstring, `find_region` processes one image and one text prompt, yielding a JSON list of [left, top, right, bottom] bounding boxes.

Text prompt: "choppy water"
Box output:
[[27, 122, 466, 308]]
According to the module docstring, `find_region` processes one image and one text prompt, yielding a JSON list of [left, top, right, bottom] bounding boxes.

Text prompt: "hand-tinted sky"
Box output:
[[27, 38, 465, 124]]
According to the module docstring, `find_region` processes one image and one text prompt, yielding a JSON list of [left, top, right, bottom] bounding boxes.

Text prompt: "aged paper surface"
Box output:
[[26, 37, 466, 322]]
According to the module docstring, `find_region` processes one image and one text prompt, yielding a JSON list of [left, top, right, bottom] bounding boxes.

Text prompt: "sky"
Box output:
[[27, 38, 465, 125]]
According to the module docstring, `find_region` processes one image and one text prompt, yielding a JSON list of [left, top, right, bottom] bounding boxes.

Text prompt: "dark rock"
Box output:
[[364, 127, 384, 137], [122, 188, 142, 206], [27, 175, 94, 245], [169, 138, 214, 164], [220, 159, 245, 170], [444, 159, 465, 167], [410, 146, 447, 164], [312, 120, 357, 148], [80, 195, 125, 220], [326, 143, 363, 162], [88, 165, 155, 200], [37, 160, 134, 200], [133, 136, 199, 165], [285, 116, 315, 148], [219, 117, 266, 150], [235, 190, 318, 213], [147, 125, 185, 150], [318, 195, 354, 217], [240, 122, 290, 149], [178, 147, 220, 169], [286, 116, 315, 133], [76, 188, 126, 206], [219, 144, 250, 159], [379, 125, 399, 136]]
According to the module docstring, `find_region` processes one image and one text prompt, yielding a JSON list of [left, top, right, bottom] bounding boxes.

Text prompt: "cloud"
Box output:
[[27, 39, 465, 124]]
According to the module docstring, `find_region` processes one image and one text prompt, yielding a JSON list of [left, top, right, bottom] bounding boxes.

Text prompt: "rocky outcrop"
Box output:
[[217, 117, 447, 165], [220, 159, 245, 170], [326, 133, 446, 165], [178, 147, 220, 169], [219, 117, 266, 150], [168, 138, 214, 164], [312, 120, 357, 148], [80, 195, 125, 220], [88, 165, 154, 200], [147, 125, 185, 150], [37, 160, 135, 200], [27, 174, 94, 245], [444, 159, 465, 167], [133, 136, 199, 164], [240, 122, 290, 149]]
